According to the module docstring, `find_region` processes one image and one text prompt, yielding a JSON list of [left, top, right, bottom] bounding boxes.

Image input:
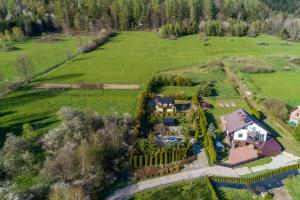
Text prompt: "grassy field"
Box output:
[[248, 72, 300, 107], [221, 187, 262, 200], [226, 56, 300, 108], [129, 179, 211, 200], [0, 36, 91, 80], [156, 65, 240, 99], [284, 172, 300, 199], [2, 31, 300, 142], [38, 32, 300, 85], [0, 88, 139, 143]]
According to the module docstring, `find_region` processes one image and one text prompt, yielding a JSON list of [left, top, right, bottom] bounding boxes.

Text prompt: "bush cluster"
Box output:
[[154, 111, 186, 118], [199, 20, 248, 37], [78, 29, 116, 53], [134, 164, 181, 180], [78, 83, 104, 89], [262, 98, 288, 120], [153, 75, 193, 87], [160, 21, 198, 39], [240, 66, 275, 74], [196, 80, 215, 97], [163, 93, 189, 100]]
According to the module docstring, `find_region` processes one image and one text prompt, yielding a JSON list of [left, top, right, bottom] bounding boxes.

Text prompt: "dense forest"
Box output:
[[1, 0, 300, 40]]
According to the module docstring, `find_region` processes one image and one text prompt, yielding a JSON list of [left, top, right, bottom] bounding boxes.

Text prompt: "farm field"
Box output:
[[129, 179, 211, 200], [0, 35, 91, 80]]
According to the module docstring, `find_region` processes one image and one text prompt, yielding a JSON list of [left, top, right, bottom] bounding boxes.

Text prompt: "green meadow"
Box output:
[[1, 31, 300, 142], [0, 36, 91, 80]]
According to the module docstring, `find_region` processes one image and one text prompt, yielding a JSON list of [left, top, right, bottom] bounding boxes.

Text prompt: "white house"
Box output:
[[224, 109, 268, 147]]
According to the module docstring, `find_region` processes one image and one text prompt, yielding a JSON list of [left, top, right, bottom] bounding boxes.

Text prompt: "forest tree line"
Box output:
[[1, 0, 300, 40]]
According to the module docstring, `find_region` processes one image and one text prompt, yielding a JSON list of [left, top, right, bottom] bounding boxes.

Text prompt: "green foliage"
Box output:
[[204, 20, 223, 36], [134, 156, 138, 168], [160, 151, 164, 165], [160, 21, 198, 39], [294, 124, 300, 141], [204, 177, 219, 200], [22, 124, 39, 142], [139, 155, 144, 167], [196, 80, 215, 97], [262, 98, 288, 120], [78, 29, 116, 53]]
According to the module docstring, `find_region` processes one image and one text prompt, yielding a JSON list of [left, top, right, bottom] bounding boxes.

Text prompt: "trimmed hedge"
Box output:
[[211, 163, 300, 184], [204, 177, 219, 200], [130, 148, 189, 168]]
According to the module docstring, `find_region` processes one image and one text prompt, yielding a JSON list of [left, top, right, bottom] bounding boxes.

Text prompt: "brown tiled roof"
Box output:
[[223, 109, 253, 133]]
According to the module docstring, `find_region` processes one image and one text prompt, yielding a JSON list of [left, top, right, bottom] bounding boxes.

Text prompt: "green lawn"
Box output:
[[129, 179, 211, 200], [0, 88, 139, 143], [0, 35, 90, 80], [221, 187, 262, 200], [238, 157, 272, 168], [284, 172, 300, 199]]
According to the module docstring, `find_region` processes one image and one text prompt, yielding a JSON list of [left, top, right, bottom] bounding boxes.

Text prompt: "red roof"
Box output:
[[256, 138, 282, 157]]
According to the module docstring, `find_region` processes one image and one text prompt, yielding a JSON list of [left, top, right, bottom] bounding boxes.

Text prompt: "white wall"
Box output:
[[233, 123, 268, 142]]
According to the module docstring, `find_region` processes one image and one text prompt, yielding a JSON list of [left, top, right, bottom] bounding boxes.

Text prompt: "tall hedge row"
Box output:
[[204, 177, 219, 200], [193, 94, 217, 164], [211, 163, 300, 184], [130, 148, 187, 168]]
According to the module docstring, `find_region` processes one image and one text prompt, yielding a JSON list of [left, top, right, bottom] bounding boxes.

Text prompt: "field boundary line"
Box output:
[[34, 83, 140, 90]]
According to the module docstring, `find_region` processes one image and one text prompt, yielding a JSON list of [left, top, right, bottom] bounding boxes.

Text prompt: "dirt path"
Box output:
[[34, 83, 140, 90]]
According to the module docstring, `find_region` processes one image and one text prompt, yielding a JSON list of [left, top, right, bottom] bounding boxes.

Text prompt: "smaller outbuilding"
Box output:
[[289, 106, 300, 127], [155, 97, 176, 113]]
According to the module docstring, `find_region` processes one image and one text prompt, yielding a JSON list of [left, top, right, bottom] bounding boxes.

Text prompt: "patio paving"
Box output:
[[225, 145, 258, 165]]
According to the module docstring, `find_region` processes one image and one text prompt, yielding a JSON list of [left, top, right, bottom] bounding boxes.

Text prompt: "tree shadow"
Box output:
[[0, 114, 59, 146], [34, 73, 84, 83], [72, 57, 92, 62], [0, 89, 67, 110], [0, 111, 17, 118]]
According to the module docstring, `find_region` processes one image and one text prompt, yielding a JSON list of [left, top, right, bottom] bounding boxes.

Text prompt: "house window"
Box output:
[[238, 133, 243, 138]]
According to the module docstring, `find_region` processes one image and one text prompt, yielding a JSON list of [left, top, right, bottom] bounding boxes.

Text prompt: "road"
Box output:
[[107, 165, 238, 200], [107, 151, 300, 200]]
